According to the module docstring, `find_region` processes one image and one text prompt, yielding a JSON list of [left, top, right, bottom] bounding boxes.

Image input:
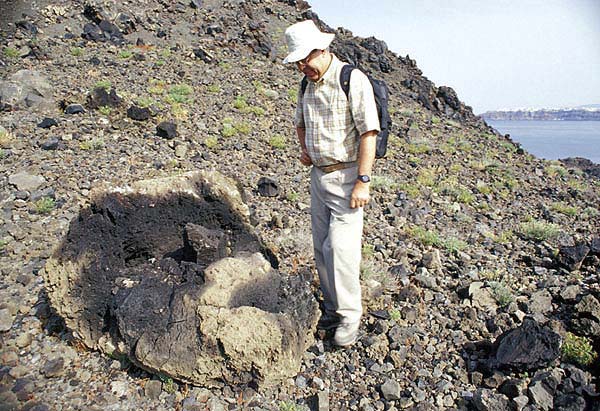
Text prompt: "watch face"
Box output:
[[358, 175, 370, 183]]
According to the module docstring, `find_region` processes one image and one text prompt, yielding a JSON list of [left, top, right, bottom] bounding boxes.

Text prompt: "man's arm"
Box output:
[[296, 126, 312, 166], [350, 130, 377, 209]]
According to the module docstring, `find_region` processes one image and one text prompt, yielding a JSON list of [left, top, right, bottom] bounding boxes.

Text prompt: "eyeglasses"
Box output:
[[296, 49, 322, 67]]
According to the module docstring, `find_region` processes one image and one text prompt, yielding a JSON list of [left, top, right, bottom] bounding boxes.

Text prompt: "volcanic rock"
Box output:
[[44, 171, 318, 387], [8, 171, 46, 191], [88, 87, 122, 109], [557, 244, 590, 271], [37, 117, 58, 128], [257, 177, 279, 197], [0, 69, 54, 111], [157, 121, 177, 139], [127, 105, 151, 121], [490, 317, 561, 372]]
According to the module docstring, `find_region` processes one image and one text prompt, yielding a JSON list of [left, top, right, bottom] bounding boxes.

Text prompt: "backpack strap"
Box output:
[[340, 64, 355, 99], [301, 64, 355, 97], [300, 76, 308, 95]]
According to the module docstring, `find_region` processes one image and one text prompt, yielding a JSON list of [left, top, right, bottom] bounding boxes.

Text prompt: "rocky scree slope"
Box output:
[[0, 0, 599, 410]]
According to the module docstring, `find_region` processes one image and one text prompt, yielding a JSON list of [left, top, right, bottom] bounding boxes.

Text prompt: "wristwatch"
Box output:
[[357, 175, 371, 183]]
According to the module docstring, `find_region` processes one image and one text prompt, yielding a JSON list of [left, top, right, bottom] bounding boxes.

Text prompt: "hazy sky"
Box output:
[[308, 0, 600, 114]]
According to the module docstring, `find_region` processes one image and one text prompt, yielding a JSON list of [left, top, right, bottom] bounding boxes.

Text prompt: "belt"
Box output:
[[316, 161, 357, 173]]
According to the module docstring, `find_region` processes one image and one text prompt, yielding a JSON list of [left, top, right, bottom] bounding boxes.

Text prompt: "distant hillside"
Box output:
[[480, 106, 600, 120]]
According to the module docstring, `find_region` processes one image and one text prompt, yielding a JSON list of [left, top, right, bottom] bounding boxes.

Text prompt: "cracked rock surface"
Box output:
[[44, 171, 319, 387]]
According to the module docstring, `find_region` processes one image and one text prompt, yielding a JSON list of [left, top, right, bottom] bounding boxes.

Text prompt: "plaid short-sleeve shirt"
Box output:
[[295, 54, 380, 167]]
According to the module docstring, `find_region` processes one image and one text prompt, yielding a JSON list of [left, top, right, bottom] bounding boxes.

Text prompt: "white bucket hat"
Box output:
[[283, 20, 335, 64]]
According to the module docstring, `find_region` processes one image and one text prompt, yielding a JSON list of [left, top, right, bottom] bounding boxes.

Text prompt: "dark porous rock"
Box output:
[[183, 223, 227, 266], [65, 104, 85, 115], [115, 13, 136, 35], [257, 177, 279, 197], [43, 171, 318, 388], [42, 357, 65, 378], [82, 23, 104, 42], [193, 47, 213, 63], [554, 394, 586, 411], [98, 20, 124, 43], [156, 121, 177, 139], [527, 379, 553, 411], [37, 117, 58, 128], [498, 378, 524, 398], [190, 0, 204, 9], [40, 138, 60, 150], [490, 317, 560, 372], [590, 236, 600, 255], [88, 87, 122, 109], [574, 294, 600, 321], [557, 244, 590, 271], [127, 105, 151, 121], [472, 388, 509, 411]]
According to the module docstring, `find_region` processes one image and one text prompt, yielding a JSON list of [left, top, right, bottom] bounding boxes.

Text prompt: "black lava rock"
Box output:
[[127, 105, 151, 121], [40, 138, 60, 151], [88, 87, 122, 109], [491, 317, 561, 372], [38, 118, 58, 129], [257, 177, 279, 197], [156, 122, 177, 139], [82, 23, 104, 42], [557, 244, 590, 271], [65, 104, 85, 115]]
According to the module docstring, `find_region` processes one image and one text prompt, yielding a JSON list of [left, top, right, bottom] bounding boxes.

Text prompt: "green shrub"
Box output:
[[389, 309, 401, 321], [519, 220, 560, 241], [489, 281, 514, 307], [550, 202, 577, 217], [70, 47, 84, 57], [286, 191, 299, 202], [371, 175, 397, 191], [34, 197, 55, 214], [417, 168, 436, 187], [118, 50, 133, 59], [407, 226, 442, 247], [0, 239, 8, 251], [204, 136, 218, 149], [269, 134, 286, 149], [234, 121, 251, 135], [562, 332, 598, 367], [220, 122, 236, 138], [207, 84, 221, 93], [98, 106, 111, 116], [233, 95, 249, 110], [3, 47, 19, 58], [94, 80, 112, 91], [80, 138, 105, 150], [443, 237, 468, 253], [287, 88, 297, 103], [157, 374, 177, 394]]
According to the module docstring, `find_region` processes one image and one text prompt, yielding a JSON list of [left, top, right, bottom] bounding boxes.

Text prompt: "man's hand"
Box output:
[[300, 148, 312, 166], [350, 181, 370, 208]]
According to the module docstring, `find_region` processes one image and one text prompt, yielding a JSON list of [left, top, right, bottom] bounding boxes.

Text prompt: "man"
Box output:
[[283, 20, 380, 346]]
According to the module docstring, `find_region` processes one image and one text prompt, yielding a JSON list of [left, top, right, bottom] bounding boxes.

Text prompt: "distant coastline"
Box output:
[[480, 105, 600, 121]]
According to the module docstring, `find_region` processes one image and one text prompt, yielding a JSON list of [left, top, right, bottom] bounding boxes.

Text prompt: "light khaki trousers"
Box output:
[[310, 165, 363, 324]]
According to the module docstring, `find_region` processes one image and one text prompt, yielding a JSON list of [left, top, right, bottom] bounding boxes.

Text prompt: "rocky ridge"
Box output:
[[0, 0, 599, 410]]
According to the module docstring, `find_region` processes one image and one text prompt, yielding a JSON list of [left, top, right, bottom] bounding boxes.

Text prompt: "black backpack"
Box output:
[[300, 64, 391, 158]]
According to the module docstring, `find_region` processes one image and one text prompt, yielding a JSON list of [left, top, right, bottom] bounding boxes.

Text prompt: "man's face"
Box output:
[[296, 49, 328, 82]]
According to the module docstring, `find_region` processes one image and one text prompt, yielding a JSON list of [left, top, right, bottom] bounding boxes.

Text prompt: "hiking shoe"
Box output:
[[333, 322, 360, 347], [317, 314, 341, 330]]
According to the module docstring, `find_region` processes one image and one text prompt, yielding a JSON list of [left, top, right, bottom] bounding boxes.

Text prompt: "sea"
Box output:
[[485, 120, 600, 164]]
